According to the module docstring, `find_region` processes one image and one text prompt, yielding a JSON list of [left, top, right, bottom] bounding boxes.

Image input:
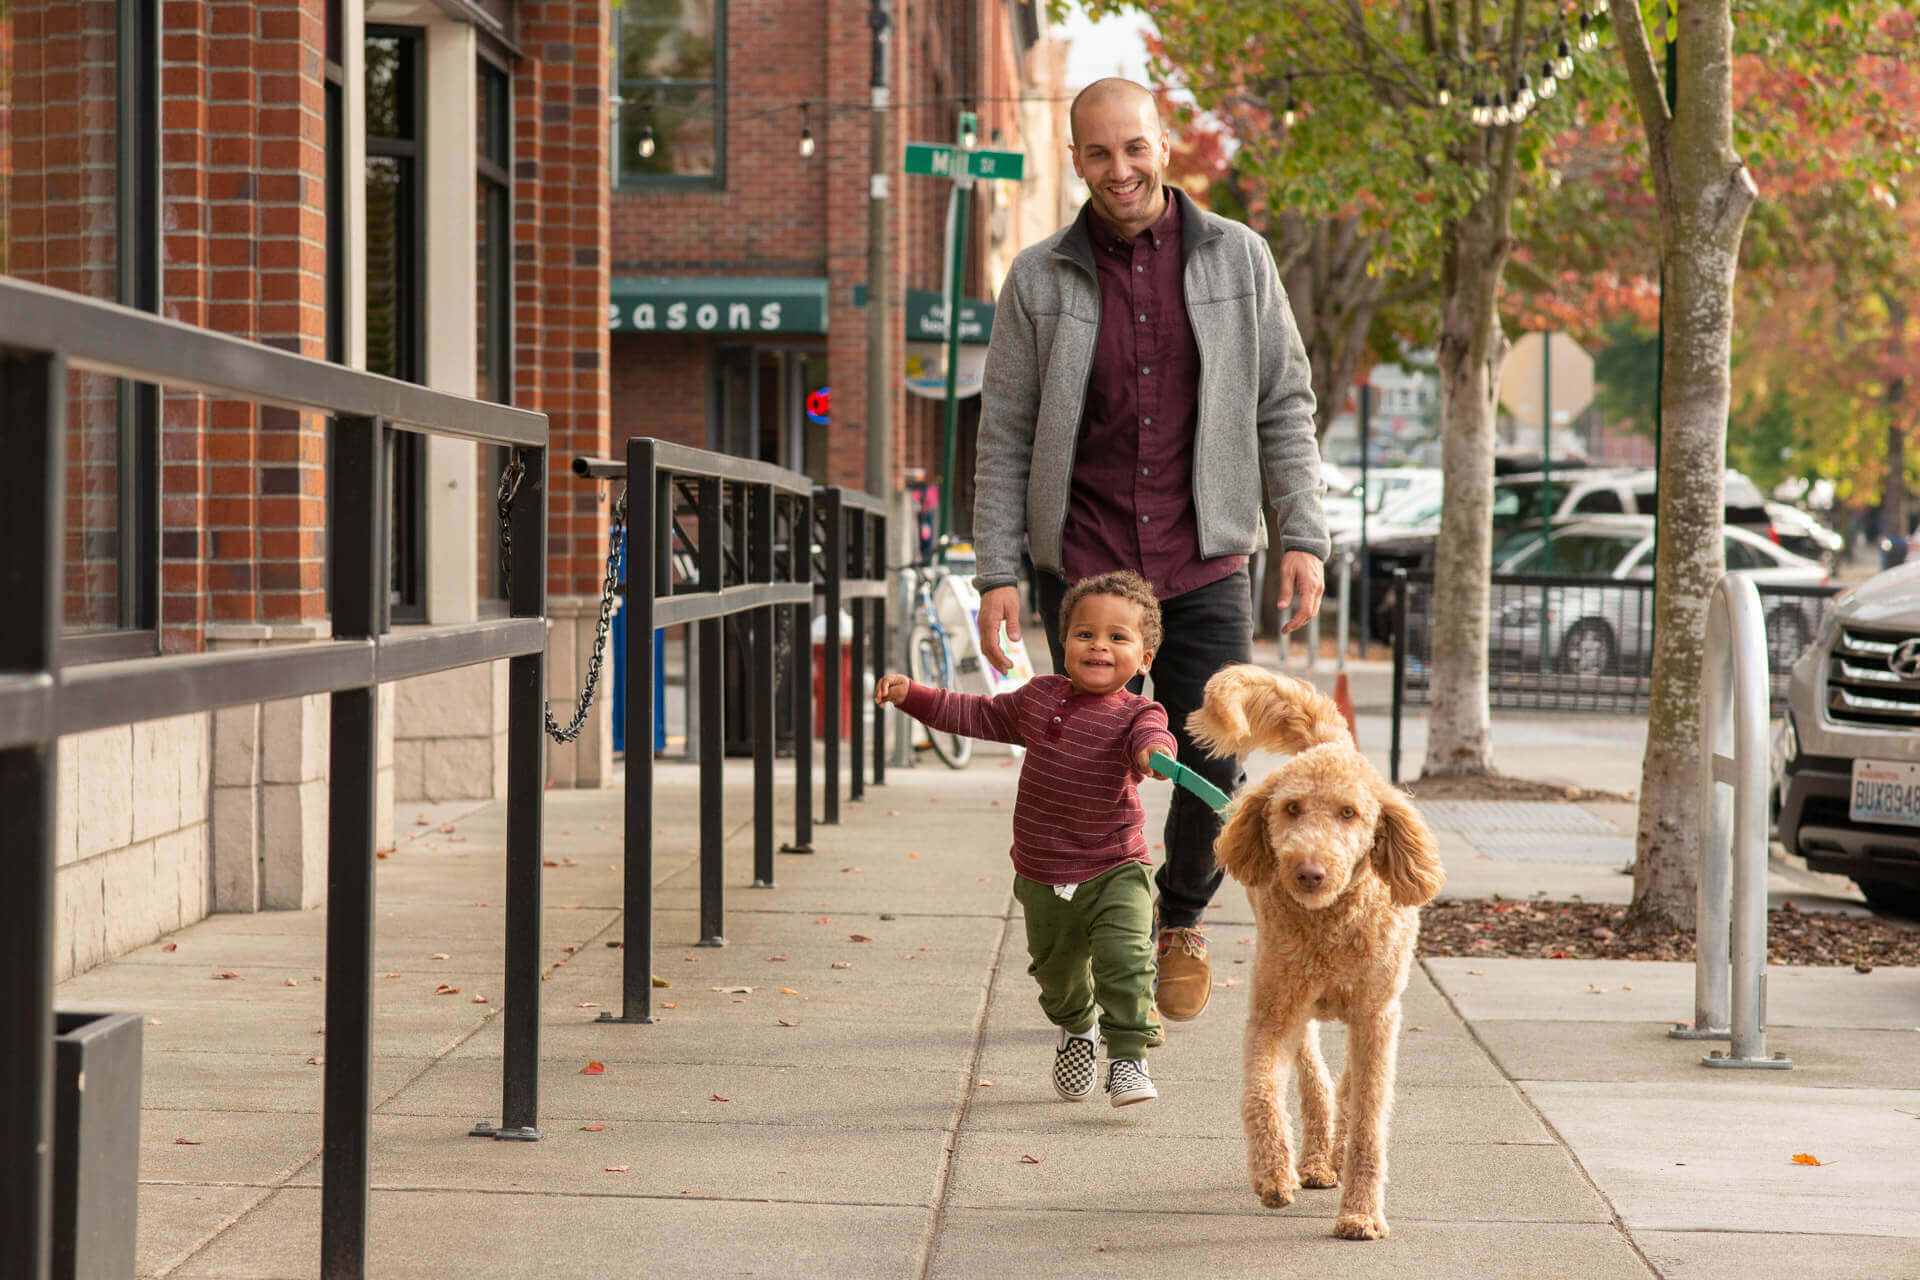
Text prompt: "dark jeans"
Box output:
[[1036, 567, 1251, 929]]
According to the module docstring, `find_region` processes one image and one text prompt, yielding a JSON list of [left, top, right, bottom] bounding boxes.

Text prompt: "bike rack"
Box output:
[[1669, 573, 1792, 1068]]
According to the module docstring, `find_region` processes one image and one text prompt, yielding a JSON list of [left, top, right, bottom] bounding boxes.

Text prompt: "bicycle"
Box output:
[[898, 554, 974, 768]]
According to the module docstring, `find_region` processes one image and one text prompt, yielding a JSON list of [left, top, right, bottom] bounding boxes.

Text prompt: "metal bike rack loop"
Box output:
[[1669, 573, 1792, 1069]]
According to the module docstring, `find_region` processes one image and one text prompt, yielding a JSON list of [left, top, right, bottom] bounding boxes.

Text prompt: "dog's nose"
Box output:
[[1295, 865, 1325, 890]]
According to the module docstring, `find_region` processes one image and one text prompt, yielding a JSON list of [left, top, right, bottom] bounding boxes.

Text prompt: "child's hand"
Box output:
[[875, 674, 911, 706], [1139, 749, 1167, 779]]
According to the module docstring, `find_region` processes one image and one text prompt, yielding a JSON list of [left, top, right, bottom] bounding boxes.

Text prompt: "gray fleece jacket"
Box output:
[[972, 188, 1327, 595]]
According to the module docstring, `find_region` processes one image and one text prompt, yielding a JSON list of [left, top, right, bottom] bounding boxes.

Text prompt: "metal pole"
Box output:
[[850, 511, 868, 802], [865, 1, 892, 500], [321, 415, 382, 1278], [1358, 384, 1372, 658], [603, 438, 658, 1022], [0, 349, 62, 1280], [823, 490, 844, 823], [871, 513, 888, 785], [782, 491, 815, 854], [696, 476, 726, 946], [936, 123, 974, 544], [1541, 330, 1554, 571], [1390, 567, 1407, 784], [752, 481, 776, 887], [1334, 546, 1350, 676]]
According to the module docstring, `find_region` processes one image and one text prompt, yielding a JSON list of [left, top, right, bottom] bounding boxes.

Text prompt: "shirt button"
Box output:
[[1141, 466, 1151, 476], [1138, 313, 1147, 322], [1136, 265, 1145, 272], [1052, 715, 1062, 724], [1140, 515, 1151, 525], [1142, 416, 1152, 425], [1141, 366, 1150, 375]]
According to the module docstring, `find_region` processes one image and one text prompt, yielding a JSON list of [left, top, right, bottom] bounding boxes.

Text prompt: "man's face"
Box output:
[[1070, 94, 1170, 238]]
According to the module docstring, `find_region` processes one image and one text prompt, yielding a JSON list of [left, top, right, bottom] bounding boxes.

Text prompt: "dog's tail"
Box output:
[[1186, 664, 1354, 758]]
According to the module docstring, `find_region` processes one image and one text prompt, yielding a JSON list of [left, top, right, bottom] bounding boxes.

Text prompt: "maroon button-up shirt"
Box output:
[[1059, 194, 1245, 599]]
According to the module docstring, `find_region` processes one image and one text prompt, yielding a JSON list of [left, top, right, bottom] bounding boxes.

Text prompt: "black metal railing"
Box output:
[[0, 277, 550, 1280], [1385, 566, 1841, 780], [572, 441, 888, 1025], [814, 484, 890, 822]]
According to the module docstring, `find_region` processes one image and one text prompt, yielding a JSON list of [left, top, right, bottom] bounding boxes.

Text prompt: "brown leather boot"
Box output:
[[1154, 923, 1211, 1021]]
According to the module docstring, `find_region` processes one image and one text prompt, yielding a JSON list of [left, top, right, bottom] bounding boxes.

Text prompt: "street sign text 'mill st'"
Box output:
[[903, 141, 1025, 182]]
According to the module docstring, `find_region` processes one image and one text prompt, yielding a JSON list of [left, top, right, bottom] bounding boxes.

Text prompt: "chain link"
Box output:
[[496, 455, 628, 744]]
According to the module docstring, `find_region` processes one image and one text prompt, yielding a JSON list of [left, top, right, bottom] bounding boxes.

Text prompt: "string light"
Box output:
[[961, 105, 977, 148], [1556, 35, 1575, 76], [798, 101, 815, 157], [1577, 12, 1599, 53], [1282, 74, 1299, 127], [1516, 72, 1534, 111], [638, 120, 655, 159], [1471, 88, 1489, 126], [1492, 90, 1510, 127], [1437, 72, 1451, 107], [1539, 60, 1558, 98]]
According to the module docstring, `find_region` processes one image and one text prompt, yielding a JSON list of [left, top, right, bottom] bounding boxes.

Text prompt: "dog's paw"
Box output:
[[1251, 1169, 1299, 1210], [1297, 1157, 1339, 1189], [1333, 1212, 1390, 1241]]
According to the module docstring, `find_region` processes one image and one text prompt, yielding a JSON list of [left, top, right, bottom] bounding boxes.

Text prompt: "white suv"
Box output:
[[1776, 560, 1920, 916]]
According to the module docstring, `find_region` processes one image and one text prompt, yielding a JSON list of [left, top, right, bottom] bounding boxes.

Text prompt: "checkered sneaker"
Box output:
[[1105, 1057, 1157, 1107], [1051, 1028, 1097, 1102]]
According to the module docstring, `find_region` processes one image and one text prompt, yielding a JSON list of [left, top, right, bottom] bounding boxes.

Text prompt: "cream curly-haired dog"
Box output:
[[1190, 664, 1444, 1241]]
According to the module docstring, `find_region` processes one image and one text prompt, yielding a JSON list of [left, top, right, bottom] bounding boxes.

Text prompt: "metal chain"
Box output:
[[496, 455, 629, 744]]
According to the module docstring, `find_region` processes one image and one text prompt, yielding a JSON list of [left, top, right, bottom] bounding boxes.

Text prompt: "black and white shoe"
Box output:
[[1106, 1057, 1156, 1107], [1051, 1027, 1097, 1102]]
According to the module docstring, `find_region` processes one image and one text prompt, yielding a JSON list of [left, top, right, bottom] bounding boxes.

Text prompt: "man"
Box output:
[[971, 78, 1328, 1024]]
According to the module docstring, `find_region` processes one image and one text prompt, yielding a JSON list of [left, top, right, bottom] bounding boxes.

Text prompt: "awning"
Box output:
[[610, 276, 828, 335]]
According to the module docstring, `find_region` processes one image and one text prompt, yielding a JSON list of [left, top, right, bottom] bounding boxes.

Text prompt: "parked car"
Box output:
[[1775, 561, 1920, 917], [1764, 501, 1845, 567], [1485, 516, 1826, 675]]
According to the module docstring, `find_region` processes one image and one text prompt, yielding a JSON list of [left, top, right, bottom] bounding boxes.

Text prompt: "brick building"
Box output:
[[3, 0, 609, 977]]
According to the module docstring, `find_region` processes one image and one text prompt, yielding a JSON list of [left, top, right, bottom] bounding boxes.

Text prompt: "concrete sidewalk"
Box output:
[[61, 710, 1920, 1278]]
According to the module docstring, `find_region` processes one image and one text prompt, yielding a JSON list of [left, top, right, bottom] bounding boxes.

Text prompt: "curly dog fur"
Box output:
[[1191, 664, 1443, 1240]]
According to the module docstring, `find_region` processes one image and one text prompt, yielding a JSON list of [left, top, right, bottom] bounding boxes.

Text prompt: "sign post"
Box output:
[[903, 118, 1025, 547]]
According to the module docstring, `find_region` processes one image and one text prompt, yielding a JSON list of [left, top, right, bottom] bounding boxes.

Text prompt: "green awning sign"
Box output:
[[609, 276, 827, 334], [851, 283, 994, 345]]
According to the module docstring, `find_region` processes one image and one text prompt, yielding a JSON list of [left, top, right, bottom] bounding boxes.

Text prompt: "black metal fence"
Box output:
[[1386, 568, 1841, 776], [0, 277, 551, 1279], [572, 442, 888, 1026]]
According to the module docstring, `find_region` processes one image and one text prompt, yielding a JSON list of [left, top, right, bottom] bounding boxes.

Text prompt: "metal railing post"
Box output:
[[492, 438, 546, 1137], [696, 476, 726, 946], [783, 490, 815, 854], [821, 489, 844, 825], [850, 506, 867, 802], [321, 415, 382, 1278], [603, 438, 658, 1023], [751, 481, 777, 887], [1390, 567, 1407, 785], [1676, 574, 1792, 1068], [0, 349, 63, 1280], [871, 512, 888, 786]]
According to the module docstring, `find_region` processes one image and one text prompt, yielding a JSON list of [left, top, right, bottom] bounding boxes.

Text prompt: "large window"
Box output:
[[366, 28, 428, 622], [615, 0, 725, 187]]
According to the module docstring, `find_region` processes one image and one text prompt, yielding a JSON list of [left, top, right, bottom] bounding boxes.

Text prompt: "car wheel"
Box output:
[[1764, 606, 1811, 670], [1855, 878, 1920, 921], [1558, 620, 1616, 676]]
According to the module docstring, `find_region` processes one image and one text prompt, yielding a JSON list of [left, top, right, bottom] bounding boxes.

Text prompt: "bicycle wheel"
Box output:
[[910, 626, 973, 768]]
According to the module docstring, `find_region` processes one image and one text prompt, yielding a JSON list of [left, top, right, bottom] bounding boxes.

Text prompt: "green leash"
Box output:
[[1149, 750, 1234, 816]]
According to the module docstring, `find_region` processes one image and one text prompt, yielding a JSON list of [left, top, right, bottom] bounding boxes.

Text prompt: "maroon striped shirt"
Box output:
[[898, 674, 1178, 886]]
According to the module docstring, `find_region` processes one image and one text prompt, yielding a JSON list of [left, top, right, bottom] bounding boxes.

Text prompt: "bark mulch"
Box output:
[[1419, 897, 1920, 969], [1401, 773, 1636, 804]]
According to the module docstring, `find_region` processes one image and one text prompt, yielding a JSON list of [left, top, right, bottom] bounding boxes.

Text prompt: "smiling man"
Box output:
[[971, 77, 1329, 1026]]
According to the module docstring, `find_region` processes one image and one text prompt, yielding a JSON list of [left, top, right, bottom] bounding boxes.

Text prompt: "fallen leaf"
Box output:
[[1210, 977, 1243, 989], [813, 917, 832, 925], [766, 955, 789, 962], [977, 1080, 995, 1088], [439, 825, 455, 833], [432, 953, 451, 960], [849, 934, 873, 943], [908, 852, 920, 859], [283, 978, 299, 987], [604, 1164, 631, 1173], [606, 941, 624, 949], [173, 1137, 203, 1145], [375, 851, 390, 860], [562, 857, 578, 867], [414, 815, 429, 825], [577, 1002, 599, 1009], [543, 859, 559, 867], [385, 972, 401, 979], [434, 983, 460, 995], [471, 994, 488, 1003], [780, 988, 798, 995], [991, 800, 1001, 807], [1466, 969, 1485, 976], [777, 1018, 800, 1027], [307, 1056, 324, 1065], [652, 976, 670, 988], [162, 942, 178, 952], [1019, 1154, 1042, 1164], [710, 1094, 730, 1102], [564, 946, 578, 954], [919, 946, 930, 952], [840, 866, 863, 873], [214, 971, 240, 980], [581, 1124, 607, 1132], [1410, 1025, 1428, 1032], [1587, 984, 1609, 994], [712, 985, 758, 994], [660, 1002, 677, 1009], [831, 961, 852, 970], [887, 809, 901, 816], [1622, 985, 1633, 991], [580, 1062, 606, 1075], [1791, 1153, 1829, 1166], [561, 903, 582, 910]]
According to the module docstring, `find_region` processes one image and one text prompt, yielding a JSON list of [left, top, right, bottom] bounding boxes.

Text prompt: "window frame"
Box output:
[[478, 48, 514, 608], [613, 0, 728, 191]]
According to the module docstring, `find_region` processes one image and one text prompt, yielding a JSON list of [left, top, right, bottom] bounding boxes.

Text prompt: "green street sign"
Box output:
[[904, 142, 960, 177], [967, 149, 1024, 181], [904, 142, 1026, 182]]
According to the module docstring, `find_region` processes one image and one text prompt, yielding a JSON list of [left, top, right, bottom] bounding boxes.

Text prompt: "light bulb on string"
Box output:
[[1511, 94, 1529, 123], [1470, 90, 1487, 125], [1492, 91, 1510, 127], [1282, 75, 1298, 128], [961, 105, 977, 149], [1539, 61, 1558, 98], [638, 121, 655, 159], [798, 102, 815, 157], [1516, 73, 1534, 110], [1556, 36, 1575, 76], [1437, 72, 1451, 107], [1578, 12, 1599, 52]]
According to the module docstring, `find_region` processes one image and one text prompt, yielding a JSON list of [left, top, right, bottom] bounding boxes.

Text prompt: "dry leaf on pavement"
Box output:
[[777, 1018, 800, 1027], [831, 962, 852, 970], [1791, 1153, 1830, 1166], [162, 942, 178, 952], [780, 988, 798, 995], [766, 955, 789, 962], [849, 934, 873, 943], [712, 986, 757, 994], [434, 983, 460, 995], [471, 994, 488, 1003], [173, 1138, 203, 1145], [580, 1061, 606, 1075], [577, 1002, 599, 1009], [213, 971, 240, 980], [604, 1165, 631, 1173], [710, 1094, 730, 1102], [1019, 1154, 1041, 1164], [580, 1124, 607, 1132]]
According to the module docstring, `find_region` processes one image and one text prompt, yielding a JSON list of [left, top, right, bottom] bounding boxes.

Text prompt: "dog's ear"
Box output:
[[1187, 664, 1351, 758], [1215, 774, 1279, 889], [1369, 782, 1444, 907]]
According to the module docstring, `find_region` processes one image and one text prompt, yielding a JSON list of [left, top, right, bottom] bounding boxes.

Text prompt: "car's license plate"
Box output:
[[1849, 759, 1920, 827]]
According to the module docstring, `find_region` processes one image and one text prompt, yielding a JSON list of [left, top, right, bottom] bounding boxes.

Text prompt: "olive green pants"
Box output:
[[1013, 861, 1156, 1061]]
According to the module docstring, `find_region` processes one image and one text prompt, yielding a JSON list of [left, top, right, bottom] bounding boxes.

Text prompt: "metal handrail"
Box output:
[[1, 277, 552, 1280], [1670, 573, 1792, 1068]]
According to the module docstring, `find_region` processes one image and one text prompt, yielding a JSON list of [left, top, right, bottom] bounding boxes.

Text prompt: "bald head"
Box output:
[[1069, 77, 1160, 146]]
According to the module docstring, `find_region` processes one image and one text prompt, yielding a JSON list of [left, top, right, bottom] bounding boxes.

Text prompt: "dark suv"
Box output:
[[1776, 561, 1920, 916]]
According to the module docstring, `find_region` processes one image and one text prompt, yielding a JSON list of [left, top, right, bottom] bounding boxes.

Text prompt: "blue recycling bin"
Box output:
[[608, 527, 665, 755]]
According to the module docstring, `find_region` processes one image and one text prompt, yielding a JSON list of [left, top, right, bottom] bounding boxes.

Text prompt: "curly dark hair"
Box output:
[[1058, 569, 1163, 653]]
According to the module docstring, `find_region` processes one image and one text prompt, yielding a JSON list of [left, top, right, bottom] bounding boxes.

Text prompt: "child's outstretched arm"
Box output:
[[875, 675, 1026, 745]]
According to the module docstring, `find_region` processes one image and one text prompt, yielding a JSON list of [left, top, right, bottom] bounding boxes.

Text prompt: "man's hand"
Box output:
[[875, 674, 911, 706], [976, 586, 1023, 675], [1274, 550, 1326, 635]]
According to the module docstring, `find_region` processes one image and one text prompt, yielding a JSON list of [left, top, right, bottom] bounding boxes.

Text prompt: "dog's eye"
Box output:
[[1340, 805, 1356, 820], [1284, 800, 1302, 817]]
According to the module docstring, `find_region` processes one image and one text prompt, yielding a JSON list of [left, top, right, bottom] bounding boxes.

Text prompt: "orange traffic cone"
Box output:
[[1333, 671, 1358, 745]]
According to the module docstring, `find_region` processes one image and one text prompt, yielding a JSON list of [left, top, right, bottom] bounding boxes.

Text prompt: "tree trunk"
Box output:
[[1422, 200, 1511, 777], [1617, 0, 1759, 933]]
